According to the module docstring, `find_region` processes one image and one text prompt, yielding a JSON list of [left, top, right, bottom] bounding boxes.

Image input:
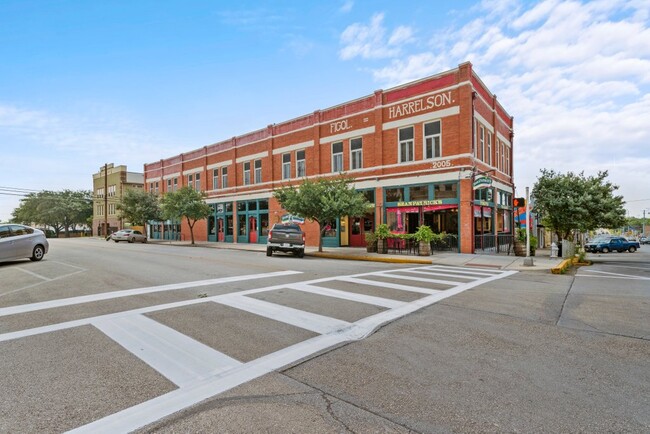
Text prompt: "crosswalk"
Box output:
[[1, 265, 516, 433]]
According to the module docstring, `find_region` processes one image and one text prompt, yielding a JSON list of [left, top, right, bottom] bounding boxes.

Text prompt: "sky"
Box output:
[[1, 0, 649, 222]]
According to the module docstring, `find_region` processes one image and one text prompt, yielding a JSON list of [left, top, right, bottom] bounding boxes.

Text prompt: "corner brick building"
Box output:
[[144, 62, 514, 254]]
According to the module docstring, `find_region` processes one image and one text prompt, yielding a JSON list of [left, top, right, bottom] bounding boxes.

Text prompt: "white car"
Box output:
[[0, 224, 49, 263], [112, 229, 147, 243]]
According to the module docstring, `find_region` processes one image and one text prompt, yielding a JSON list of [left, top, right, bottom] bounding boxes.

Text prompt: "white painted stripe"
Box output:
[[68, 268, 519, 434], [271, 140, 314, 155], [427, 265, 503, 275], [94, 315, 241, 387], [338, 276, 440, 295], [574, 274, 648, 280], [400, 269, 479, 280], [288, 283, 405, 309], [0, 271, 302, 318], [377, 272, 460, 287], [235, 151, 269, 164], [212, 294, 350, 335], [581, 269, 650, 280], [206, 160, 232, 170], [14, 267, 53, 281], [319, 126, 375, 144]]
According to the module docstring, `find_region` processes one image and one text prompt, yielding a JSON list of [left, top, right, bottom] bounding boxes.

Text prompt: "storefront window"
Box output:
[[385, 188, 404, 202], [409, 185, 429, 201], [237, 202, 246, 212], [323, 220, 337, 237], [259, 200, 268, 210], [435, 183, 457, 199], [363, 190, 375, 203], [248, 201, 257, 211], [239, 215, 247, 236]]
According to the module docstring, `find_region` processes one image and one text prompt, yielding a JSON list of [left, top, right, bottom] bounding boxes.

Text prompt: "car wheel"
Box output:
[[297, 250, 304, 258], [601, 247, 609, 253], [128, 237, 135, 243], [30, 245, 45, 261], [629, 246, 636, 253], [142, 238, 147, 243], [114, 240, 119, 243], [266, 247, 273, 257]]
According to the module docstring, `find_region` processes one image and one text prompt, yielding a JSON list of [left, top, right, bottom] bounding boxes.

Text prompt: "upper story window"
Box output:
[[243, 162, 251, 186], [188, 174, 194, 189], [296, 150, 306, 178], [222, 167, 228, 188], [108, 185, 116, 197], [424, 121, 441, 159], [167, 179, 172, 192], [486, 132, 492, 166], [399, 126, 414, 163], [254, 160, 262, 184], [282, 153, 291, 180], [496, 140, 501, 171], [96, 187, 104, 198], [173, 177, 178, 191], [332, 141, 343, 173], [212, 169, 218, 190], [477, 124, 485, 161], [195, 173, 201, 191], [350, 137, 362, 170]]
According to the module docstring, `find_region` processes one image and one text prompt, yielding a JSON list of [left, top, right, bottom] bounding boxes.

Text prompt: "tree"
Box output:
[[117, 188, 162, 226], [532, 169, 626, 241], [12, 190, 92, 237], [273, 176, 370, 252], [160, 187, 211, 245]]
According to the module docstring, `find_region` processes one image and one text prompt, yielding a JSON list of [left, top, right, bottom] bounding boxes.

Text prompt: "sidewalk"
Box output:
[[146, 239, 564, 272]]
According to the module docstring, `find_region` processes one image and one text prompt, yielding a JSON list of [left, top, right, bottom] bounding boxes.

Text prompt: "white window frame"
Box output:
[[350, 137, 363, 170], [496, 139, 501, 171], [398, 126, 414, 163], [195, 173, 201, 191], [212, 169, 219, 190], [486, 132, 492, 166], [243, 162, 251, 186], [222, 167, 228, 188], [254, 159, 262, 184], [188, 174, 193, 190], [423, 120, 441, 159], [478, 125, 485, 161], [332, 141, 343, 173], [282, 153, 291, 180], [296, 150, 306, 178]]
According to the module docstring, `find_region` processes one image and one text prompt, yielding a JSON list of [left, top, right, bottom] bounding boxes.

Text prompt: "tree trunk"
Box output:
[[318, 225, 325, 253], [187, 217, 195, 244]]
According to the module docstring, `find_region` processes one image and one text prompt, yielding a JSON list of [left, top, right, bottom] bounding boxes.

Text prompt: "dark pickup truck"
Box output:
[[266, 223, 305, 258], [585, 236, 640, 253]]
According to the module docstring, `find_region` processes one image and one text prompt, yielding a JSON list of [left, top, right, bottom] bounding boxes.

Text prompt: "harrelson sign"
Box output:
[[388, 91, 453, 120]]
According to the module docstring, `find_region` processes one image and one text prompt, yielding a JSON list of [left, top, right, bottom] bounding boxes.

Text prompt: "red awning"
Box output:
[[482, 206, 492, 218], [423, 204, 458, 212]]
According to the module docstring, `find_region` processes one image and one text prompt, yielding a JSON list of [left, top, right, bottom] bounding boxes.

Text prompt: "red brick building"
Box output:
[[144, 62, 514, 253]]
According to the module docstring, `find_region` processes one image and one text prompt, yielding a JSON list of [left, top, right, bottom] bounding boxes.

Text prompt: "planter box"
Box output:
[[377, 239, 388, 254]]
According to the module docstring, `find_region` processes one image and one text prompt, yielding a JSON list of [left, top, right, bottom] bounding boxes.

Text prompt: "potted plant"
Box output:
[[413, 225, 434, 256], [364, 231, 377, 253], [514, 228, 536, 256], [375, 223, 391, 254]]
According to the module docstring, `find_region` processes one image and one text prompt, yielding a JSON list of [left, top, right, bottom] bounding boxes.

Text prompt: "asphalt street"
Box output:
[[0, 238, 648, 433]]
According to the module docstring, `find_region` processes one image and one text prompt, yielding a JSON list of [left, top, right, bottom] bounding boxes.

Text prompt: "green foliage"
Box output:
[[413, 225, 435, 243], [161, 187, 211, 244], [516, 228, 537, 253], [374, 223, 391, 239], [364, 231, 377, 243], [273, 176, 370, 251], [532, 169, 626, 241], [11, 189, 92, 237], [117, 188, 162, 226]]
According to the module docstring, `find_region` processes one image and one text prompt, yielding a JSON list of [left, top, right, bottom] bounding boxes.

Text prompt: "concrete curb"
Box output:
[[551, 258, 573, 274], [308, 252, 433, 264]]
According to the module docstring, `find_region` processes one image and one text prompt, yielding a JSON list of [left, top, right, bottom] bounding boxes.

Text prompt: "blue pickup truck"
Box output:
[[585, 236, 640, 253]]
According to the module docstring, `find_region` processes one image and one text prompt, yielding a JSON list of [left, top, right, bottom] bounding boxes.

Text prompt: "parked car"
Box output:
[[0, 224, 49, 262], [640, 236, 649, 244], [266, 223, 305, 257], [112, 229, 147, 243], [585, 236, 640, 253]]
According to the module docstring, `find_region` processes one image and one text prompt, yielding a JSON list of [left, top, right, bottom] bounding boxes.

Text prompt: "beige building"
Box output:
[[92, 164, 144, 236]]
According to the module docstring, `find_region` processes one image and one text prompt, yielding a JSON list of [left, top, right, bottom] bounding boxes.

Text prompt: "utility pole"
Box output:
[[523, 186, 534, 266], [104, 163, 108, 237]]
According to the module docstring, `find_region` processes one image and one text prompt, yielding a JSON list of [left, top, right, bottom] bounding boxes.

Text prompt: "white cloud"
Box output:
[[339, 13, 414, 60], [340, 0, 354, 14], [340, 1, 650, 215]]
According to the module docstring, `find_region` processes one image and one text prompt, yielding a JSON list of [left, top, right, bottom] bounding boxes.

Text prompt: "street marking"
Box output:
[[213, 294, 351, 335], [94, 315, 241, 387], [13, 267, 53, 281], [579, 269, 650, 281], [397, 269, 479, 280], [428, 265, 501, 276], [289, 283, 406, 309], [0, 270, 302, 317], [338, 276, 441, 294], [67, 266, 517, 434], [0, 269, 87, 299], [376, 271, 461, 286]]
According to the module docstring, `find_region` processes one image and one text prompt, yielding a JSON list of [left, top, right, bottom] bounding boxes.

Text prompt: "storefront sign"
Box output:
[[388, 91, 453, 120], [281, 214, 305, 224], [423, 204, 458, 212], [397, 199, 443, 207], [387, 206, 419, 213], [473, 176, 493, 189]]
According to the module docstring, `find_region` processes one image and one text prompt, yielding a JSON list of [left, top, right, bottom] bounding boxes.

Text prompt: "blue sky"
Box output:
[[1, 0, 649, 221]]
